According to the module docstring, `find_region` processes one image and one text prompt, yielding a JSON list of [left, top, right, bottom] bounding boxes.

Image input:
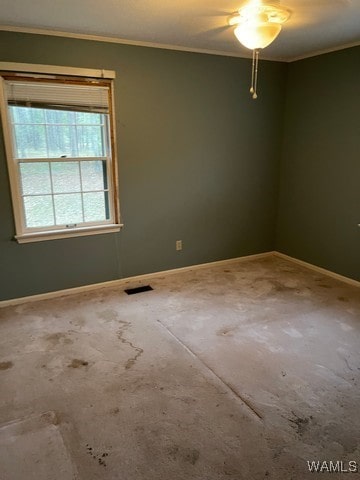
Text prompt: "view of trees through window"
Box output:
[[10, 106, 110, 229]]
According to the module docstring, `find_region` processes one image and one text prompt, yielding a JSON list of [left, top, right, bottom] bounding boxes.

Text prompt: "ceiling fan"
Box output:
[[225, 0, 351, 99], [228, 0, 291, 99]]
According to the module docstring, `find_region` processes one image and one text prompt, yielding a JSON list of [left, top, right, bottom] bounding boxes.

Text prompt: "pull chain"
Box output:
[[250, 49, 260, 100], [250, 49, 256, 95]]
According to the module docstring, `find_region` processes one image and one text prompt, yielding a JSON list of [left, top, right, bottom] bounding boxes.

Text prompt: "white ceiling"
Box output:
[[0, 0, 359, 61]]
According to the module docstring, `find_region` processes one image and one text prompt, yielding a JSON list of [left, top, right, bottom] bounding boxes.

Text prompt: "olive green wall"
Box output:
[[276, 47, 360, 281], [0, 32, 286, 301]]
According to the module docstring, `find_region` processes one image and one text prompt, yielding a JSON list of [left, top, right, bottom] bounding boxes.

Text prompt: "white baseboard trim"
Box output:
[[1, 250, 358, 308], [273, 252, 360, 288], [0, 251, 273, 308]]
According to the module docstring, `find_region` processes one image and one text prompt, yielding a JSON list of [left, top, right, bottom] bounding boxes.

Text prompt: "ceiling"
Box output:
[[0, 0, 359, 61]]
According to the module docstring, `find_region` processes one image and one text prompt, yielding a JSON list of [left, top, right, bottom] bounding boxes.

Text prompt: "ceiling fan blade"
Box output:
[[194, 25, 231, 40], [200, 10, 234, 18]]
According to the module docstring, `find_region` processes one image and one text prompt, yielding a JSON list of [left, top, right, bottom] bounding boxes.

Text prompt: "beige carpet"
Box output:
[[0, 411, 76, 479], [0, 256, 359, 479]]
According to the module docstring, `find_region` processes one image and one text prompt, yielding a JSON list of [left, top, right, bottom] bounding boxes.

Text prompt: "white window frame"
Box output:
[[0, 63, 122, 243]]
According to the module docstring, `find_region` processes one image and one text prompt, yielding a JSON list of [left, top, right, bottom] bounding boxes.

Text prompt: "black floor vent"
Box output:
[[124, 285, 153, 295]]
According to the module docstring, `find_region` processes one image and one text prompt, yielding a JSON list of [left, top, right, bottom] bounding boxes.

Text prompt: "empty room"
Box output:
[[0, 0, 359, 478]]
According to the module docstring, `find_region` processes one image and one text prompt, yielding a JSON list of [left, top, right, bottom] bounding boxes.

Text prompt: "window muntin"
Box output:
[[1, 76, 119, 240]]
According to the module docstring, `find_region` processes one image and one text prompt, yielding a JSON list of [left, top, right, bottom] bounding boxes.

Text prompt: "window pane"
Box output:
[[75, 112, 102, 124], [13, 124, 47, 158], [45, 109, 75, 124], [51, 162, 81, 193], [81, 161, 106, 191], [83, 192, 108, 222], [10, 108, 106, 159], [77, 126, 104, 157], [10, 106, 45, 124], [20, 162, 51, 195], [46, 125, 77, 157], [23, 195, 54, 228], [54, 193, 83, 225]]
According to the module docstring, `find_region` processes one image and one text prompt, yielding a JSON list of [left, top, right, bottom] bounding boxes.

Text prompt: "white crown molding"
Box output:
[[289, 40, 360, 62], [0, 25, 254, 60], [1, 25, 359, 63], [0, 25, 280, 62]]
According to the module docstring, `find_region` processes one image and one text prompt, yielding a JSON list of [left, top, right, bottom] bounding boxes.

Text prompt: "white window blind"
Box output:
[[6, 81, 109, 113]]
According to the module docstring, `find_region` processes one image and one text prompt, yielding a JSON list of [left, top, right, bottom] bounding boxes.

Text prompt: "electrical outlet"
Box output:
[[176, 240, 182, 251]]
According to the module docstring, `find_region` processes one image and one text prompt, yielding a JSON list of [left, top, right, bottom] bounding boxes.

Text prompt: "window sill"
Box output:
[[15, 224, 123, 244]]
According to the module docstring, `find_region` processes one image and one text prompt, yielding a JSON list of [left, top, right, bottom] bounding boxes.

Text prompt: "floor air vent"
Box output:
[[124, 285, 153, 295]]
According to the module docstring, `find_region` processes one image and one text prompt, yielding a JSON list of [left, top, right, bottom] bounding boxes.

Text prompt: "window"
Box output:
[[0, 68, 121, 243]]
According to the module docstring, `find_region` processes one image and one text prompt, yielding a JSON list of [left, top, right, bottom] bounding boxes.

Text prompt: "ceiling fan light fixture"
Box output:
[[230, 2, 291, 50], [229, 2, 291, 100], [234, 22, 282, 50], [231, 3, 291, 27]]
